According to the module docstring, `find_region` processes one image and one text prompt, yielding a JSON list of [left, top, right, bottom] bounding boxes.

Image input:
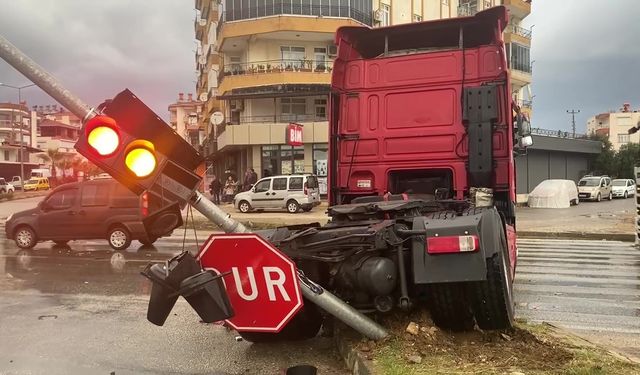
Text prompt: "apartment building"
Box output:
[[35, 105, 82, 157], [587, 103, 640, 151], [0, 102, 40, 179], [194, 0, 533, 189], [168, 93, 204, 148]]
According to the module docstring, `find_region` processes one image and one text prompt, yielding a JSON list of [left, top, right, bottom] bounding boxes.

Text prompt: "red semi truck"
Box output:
[[234, 5, 532, 340]]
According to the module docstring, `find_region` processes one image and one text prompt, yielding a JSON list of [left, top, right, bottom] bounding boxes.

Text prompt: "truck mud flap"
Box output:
[[411, 208, 504, 284]]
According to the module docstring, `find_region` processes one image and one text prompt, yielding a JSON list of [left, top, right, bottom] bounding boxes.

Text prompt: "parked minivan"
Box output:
[[233, 174, 321, 213], [577, 175, 612, 202], [5, 178, 169, 250]]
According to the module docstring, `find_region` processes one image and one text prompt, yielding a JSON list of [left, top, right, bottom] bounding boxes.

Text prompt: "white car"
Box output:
[[528, 179, 579, 208], [233, 174, 321, 214], [0, 178, 15, 194], [611, 179, 635, 199]]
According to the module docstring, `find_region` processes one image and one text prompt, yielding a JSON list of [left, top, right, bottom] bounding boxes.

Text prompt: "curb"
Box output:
[[518, 231, 635, 242], [0, 191, 48, 202], [333, 324, 377, 375]]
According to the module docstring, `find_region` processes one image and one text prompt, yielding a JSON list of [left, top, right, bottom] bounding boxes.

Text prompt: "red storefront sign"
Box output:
[[286, 123, 303, 146]]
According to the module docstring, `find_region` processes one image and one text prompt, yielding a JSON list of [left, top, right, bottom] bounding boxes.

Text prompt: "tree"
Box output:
[[588, 133, 615, 176], [36, 148, 64, 181], [614, 143, 640, 179]]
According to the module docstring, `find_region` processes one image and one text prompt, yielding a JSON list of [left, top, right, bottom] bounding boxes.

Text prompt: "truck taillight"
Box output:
[[141, 191, 149, 217], [426, 235, 479, 254]]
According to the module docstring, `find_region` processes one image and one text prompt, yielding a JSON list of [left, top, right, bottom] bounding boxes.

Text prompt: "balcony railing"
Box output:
[[219, 4, 372, 26], [508, 24, 532, 39], [457, 5, 479, 17], [217, 113, 327, 135], [219, 59, 333, 81], [532, 128, 587, 139], [509, 58, 532, 74], [519, 99, 533, 109]]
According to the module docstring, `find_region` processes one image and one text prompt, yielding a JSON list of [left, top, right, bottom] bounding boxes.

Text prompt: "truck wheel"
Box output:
[[428, 283, 474, 331], [468, 230, 514, 330], [238, 301, 323, 343]]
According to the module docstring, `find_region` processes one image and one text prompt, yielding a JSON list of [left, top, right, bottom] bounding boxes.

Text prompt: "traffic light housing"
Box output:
[[75, 89, 204, 232]]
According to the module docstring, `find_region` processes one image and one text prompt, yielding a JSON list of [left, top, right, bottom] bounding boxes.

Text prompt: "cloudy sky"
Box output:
[[1, 1, 639, 131]]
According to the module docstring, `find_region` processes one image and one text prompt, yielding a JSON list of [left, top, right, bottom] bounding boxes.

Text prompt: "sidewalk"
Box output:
[[0, 190, 49, 202]]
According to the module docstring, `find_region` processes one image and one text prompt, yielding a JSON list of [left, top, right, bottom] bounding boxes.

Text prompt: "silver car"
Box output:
[[577, 176, 612, 202], [234, 174, 321, 213]]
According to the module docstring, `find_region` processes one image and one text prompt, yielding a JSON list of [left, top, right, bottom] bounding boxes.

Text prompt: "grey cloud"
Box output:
[[0, 0, 197, 120]]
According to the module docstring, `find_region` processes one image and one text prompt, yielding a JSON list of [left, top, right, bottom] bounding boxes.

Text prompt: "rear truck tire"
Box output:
[[15, 226, 37, 249], [286, 200, 300, 214], [53, 240, 69, 246], [468, 227, 515, 330], [107, 226, 132, 251], [238, 300, 323, 343], [428, 283, 475, 331], [596, 193, 601, 202], [238, 200, 251, 213]]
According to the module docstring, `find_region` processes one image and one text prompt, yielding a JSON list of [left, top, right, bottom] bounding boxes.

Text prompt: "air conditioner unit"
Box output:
[[199, 56, 207, 65], [327, 44, 338, 57], [230, 99, 244, 111], [199, 93, 208, 102], [199, 18, 207, 26]]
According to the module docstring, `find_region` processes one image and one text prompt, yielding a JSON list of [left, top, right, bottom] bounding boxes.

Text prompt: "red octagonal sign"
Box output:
[[197, 233, 303, 332]]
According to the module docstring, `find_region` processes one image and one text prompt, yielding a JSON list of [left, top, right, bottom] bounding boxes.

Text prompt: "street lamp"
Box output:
[[0, 82, 37, 182]]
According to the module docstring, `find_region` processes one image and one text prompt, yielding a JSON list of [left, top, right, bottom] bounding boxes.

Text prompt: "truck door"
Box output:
[[251, 178, 272, 209]]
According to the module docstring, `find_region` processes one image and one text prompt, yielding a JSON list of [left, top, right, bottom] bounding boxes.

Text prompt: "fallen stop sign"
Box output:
[[197, 233, 303, 332]]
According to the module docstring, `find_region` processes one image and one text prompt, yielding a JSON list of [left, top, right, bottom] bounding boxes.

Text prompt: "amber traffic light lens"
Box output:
[[87, 126, 120, 156], [125, 147, 156, 177]]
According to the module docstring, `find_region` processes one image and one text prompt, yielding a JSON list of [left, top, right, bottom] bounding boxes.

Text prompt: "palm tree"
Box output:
[[36, 149, 63, 181]]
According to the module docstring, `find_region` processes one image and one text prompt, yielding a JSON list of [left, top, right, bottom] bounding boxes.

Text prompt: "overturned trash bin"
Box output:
[[141, 251, 234, 326]]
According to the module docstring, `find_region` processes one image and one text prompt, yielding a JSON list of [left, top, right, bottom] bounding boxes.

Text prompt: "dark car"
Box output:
[[5, 178, 171, 250]]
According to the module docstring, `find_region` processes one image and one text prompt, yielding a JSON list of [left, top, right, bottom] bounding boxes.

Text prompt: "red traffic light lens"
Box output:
[[88, 126, 120, 156], [125, 140, 156, 178], [84, 115, 120, 156]]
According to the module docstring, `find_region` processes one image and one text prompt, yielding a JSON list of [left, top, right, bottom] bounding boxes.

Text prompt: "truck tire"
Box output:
[[468, 226, 514, 330], [427, 283, 474, 331], [238, 300, 323, 343]]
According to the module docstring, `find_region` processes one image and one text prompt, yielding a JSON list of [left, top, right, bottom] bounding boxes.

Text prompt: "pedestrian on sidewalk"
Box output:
[[223, 175, 238, 203], [209, 175, 222, 205]]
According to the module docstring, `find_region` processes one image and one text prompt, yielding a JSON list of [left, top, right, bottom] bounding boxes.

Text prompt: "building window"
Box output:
[[618, 134, 630, 144], [312, 143, 328, 177], [229, 55, 242, 73], [261, 145, 305, 176], [281, 98, 307, 122], [379, 3, 390, 27], [314, 47, 327, 71], [314, 99, 327, 119], [280, 46, 305, 69], [413, 14, 422, 22], [507, 43, 531, 73], [3, 150, 9, 161]]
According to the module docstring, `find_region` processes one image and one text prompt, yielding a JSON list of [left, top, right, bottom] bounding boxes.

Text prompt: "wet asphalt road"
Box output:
[[0, 198, 347, 375], [515, 238, 640, 361]]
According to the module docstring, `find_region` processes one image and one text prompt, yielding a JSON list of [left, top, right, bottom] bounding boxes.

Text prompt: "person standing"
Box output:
[[242, 168, 253, 192], [209, 175, 222, 205], [249, 168, 258, 187], [224, 175, 238, 203]]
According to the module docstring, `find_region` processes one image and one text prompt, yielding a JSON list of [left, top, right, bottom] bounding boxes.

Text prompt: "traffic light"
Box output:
[[75, 89, 204, 233]]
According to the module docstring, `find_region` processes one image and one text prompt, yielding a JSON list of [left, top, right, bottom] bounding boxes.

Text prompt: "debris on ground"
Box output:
[[355, 310, 640, 374]]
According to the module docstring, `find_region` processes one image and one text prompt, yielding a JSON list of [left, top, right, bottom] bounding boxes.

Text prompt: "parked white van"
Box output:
[[233, 174, 321, 213]]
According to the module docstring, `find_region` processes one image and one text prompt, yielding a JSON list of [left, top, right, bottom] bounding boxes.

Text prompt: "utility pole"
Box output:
[[567, 109, 580, 137]]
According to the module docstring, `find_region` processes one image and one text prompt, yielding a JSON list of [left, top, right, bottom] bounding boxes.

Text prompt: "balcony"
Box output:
[[509, 24, 532, 39], [505, 24, 532, 45], [216, 115, 328, 151], [457, 5, 479, 17], [220, 4, 372, 25], [503, 0, 532, 19], [218, 59, 333, 94]]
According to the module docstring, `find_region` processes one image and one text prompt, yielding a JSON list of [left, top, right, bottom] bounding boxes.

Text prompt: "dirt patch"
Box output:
[[358, 311, 639, 374]]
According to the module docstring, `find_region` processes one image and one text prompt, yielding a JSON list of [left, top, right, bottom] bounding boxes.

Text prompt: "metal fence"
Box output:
[[219, 59, 334, 81], [532, 128, 588, 139]]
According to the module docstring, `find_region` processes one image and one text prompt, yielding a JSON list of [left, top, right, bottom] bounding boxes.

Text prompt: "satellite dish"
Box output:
[[211, 111, 224, 125]]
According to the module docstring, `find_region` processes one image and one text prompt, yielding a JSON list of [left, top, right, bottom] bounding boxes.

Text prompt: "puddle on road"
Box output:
[[0, 242, 181, 297]]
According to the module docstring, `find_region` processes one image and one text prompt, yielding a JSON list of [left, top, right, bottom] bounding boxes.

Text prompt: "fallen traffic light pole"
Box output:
[[0, 34, 388, 341]]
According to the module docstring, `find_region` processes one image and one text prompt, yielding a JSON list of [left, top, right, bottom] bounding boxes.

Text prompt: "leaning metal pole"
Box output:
[[190, 191, 388, 340], [0, 35, 95, 123], [0, 33, 388, 341]]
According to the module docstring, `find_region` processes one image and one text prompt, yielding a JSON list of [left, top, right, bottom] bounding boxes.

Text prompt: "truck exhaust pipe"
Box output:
[[0, 33, 388, 341]]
